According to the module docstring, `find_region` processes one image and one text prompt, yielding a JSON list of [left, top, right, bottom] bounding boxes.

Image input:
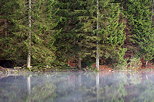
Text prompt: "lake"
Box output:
[[0, 71, 154, 102]]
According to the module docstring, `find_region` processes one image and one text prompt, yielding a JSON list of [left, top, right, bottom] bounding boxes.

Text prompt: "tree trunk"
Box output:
[[151, 0, 154, 27], [78, 56, 82, 70], [152, 0, 154, 23], [27, 0, 32, 68], [96, 0, 100, 70]]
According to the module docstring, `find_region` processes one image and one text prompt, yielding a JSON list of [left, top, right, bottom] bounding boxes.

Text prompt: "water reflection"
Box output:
[[0, 71, 154, 102], [27, 75, 31, 95]]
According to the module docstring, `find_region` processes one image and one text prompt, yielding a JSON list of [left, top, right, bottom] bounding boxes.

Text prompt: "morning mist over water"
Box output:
[[0, 71, 154, 102]]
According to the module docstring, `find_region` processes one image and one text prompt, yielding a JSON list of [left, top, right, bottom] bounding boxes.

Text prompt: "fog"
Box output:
[[0, 71, 154, 102]]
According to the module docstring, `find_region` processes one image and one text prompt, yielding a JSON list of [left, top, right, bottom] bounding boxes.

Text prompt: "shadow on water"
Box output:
[[0, 71, 154, 102]]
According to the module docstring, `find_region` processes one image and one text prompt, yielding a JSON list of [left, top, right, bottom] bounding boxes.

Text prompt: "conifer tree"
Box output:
[[79, 0, 126, 66], [0, 0, 27, 61], [99, 2, 126, 64], [125, 0, 154, 63], [30, 0, 56, 66], [0, 0, 56, 67], [53, 0, 89, 68]]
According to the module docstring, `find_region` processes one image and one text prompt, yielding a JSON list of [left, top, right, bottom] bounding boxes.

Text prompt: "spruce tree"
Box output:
[[53, 0, 89, 68], [0, 0, 27, 61], [79, 0, 126, 66], [30, 0, 56, 66], [125, 0, 154, 63], [0, 0, 56, 67], [99, 2, 126, 64]]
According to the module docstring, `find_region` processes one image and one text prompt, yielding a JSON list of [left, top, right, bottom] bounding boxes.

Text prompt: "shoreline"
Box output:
[[1, 65, 154, 79]]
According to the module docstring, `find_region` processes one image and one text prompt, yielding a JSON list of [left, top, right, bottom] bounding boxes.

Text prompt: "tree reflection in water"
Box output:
[[0, 71, 154, 102]]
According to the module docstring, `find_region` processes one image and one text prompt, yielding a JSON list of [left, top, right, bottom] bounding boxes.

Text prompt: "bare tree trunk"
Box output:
[[152, 0, 154, 23], [145, 61, 149, 66], [96, 0, 100, 70], [27, 0, 32, 68], [78, 55, 82, 70]]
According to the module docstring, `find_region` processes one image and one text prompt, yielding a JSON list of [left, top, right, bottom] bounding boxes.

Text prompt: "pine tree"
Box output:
[[79, 0, 126, 66], [0, 0, 56, 67], [53, 0, 89, 68], [30, 0, 56, 66], [0, 0, 27, 61], [125, 0, 154, 64], [99, 2, 126, 64]]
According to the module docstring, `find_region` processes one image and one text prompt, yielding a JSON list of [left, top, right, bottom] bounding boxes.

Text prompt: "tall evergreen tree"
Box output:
[[53, 0, 89, 68], [79, 0, 126, 66], [124, 0, 154, 64], [99, 2, 126, 64], [0, 0, 56, 67], [0, 0, 27, 61]]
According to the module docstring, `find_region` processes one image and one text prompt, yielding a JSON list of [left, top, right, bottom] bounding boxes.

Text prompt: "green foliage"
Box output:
[[0, 0, 56, 66], [0, 0, 28, 60], [53, 0, 88, 61], [30, 0, 56, 66], [99, 2, 126, 64], [0, 0, 153, 69], [125, 0, 154, 61]]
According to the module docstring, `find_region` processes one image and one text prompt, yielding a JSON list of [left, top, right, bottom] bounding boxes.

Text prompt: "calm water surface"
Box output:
[[0, 71, 154, 102]]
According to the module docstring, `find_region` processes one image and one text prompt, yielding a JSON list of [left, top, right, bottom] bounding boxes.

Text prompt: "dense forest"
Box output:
[[0, 0, 154, 70]]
